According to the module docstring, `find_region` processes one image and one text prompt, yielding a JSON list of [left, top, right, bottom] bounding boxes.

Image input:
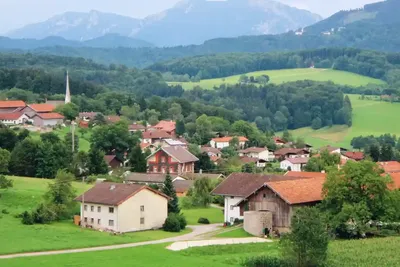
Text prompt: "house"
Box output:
[[274, 148, 310, 160], [129, 123, 147, 133], [104, 155, 123, 169], [106, 115, 121, 124], [0, 112, 29, 125], [319, 145, 347, 154], [209, 136, 249, 149], [22, 104, 55, 118], [31, 113, 64, 127], [162, 139, 188, 148], [75, 183, 170, 233], [378, 161, 400, 173], [142, 130, 172, 144], [240, 157, 267, 168], [125, 172, 181, 186], [152, 120, 176, 136], [147, 146, 199, 174], [343, 151, 365, 161], [200, 146, 222, 158], [173, 180, 194, 197], [238, 147, 274, 161], [273, 137, 287, 146], [280, 157, 309, 171], [0, 100, 26, 114]]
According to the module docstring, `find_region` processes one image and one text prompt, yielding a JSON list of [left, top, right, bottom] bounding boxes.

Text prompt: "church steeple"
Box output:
[[65, 70, 71, 104]]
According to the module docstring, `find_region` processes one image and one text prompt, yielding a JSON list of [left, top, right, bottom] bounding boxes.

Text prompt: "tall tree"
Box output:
[[55, 103, 79, 121], [129, 145, 147, 173], [304, 149, 340, 172], [191, 178, 213, 207], [9, 139, 40, 177], [380, 143, 394, 161], [162, 173, 180, 214], [0, 148, 10, 174], [88, 148, 108, 175], [175, 119, 186, 136], [0, 127, 18, 151]]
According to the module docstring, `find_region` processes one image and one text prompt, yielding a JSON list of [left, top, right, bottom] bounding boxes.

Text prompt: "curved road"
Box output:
[[0, 224, 221, 259]]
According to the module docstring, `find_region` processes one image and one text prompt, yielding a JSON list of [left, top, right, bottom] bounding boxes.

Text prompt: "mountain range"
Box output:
[[5, 0, 321, 47]]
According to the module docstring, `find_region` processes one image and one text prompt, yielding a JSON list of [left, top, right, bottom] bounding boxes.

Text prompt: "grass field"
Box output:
[[284, 94, 400, 148], [0, 176, 191, 255], [181, 207, 224, 225], [215, 228, 254, 238], [169, 68, 386, 90], [2, 237, 399, 266]]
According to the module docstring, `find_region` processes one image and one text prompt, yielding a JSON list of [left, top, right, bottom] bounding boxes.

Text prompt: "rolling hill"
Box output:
[[168, 68, 386, 90]]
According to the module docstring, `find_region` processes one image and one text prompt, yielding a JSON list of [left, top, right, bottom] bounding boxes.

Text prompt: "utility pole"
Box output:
[[81, 175, 85, 228], [71, 121, 75, 153]]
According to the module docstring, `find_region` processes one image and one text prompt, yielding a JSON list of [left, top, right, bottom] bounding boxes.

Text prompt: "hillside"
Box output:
[[6, 0, 321, 47], [169, 68, 386, 90]]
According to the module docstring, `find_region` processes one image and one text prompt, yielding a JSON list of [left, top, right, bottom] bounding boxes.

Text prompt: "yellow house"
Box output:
[[75, 183, 170, 233]]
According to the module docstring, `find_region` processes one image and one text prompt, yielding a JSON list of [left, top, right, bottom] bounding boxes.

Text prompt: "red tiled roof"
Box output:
[[0, 100, 26, 108], [28, 104, 55, 112], [0, 112, 26, 120], [240, 156, 261, 164], [285, 171, 327, 179], [173, 180, 194, 193], [35, 113, 64, 120], [200, 146, 221, 154], [154, 120, 176, 132], [239, 147, 268, 153], [107, 115, 121, 123], [285, 157, 309, 164], [273, 137, 286, 144], [344, 151, 364, 161], [388, 173, 400, 190], [75, 183, 170, 205], [129, 124, 146, 130], [378, 161, 400, 173], [211, 136, 248, 143], [142, 130, 172, 139], [274, 148, 309, 157]]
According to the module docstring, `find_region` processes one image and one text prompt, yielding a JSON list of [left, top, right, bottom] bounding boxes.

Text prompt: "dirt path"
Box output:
[[0, 224, 221, 259]]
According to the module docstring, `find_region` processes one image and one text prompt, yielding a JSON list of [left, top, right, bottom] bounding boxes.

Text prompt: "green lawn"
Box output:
[[0, 176, 189, 255], [284, 94, 400, 148], [2, 237, 399, 267], [182, 207, 224, 225], [215, 228, 254, 238], [169, 68, 386, 90]]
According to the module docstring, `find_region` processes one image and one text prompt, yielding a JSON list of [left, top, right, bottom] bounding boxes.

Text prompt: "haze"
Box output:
[[0, 0, 380, 34]]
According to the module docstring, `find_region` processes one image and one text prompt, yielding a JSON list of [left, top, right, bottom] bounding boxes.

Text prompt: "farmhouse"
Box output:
[[31, 112, 64, 127], [209, 136, 248, 149], [343, 151, 365, 161], [280, 157, 309, 171], [75, 183, 170, 233], [238, 147, 274, 161], [274, 148, 310, 160], [142, 130, 172, 144], [147, 146, 199, 174], [0, 100, 26, 114], [22, 103, 56, 117], [129, 123, 147, 133], [152, 120, 176, 136], [0, 112, 29, 125]]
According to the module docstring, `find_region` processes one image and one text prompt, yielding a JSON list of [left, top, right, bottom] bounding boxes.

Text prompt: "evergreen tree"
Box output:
[[9, 139, 40, 177], [127, 95, 133, 107], [138, 96, 147, 111], [162, 173, 180, 214], [0, 148, 10, 174], [175, 119, 186, 136], [380, 143, 394, 161], [368, 144, 381, 162], [88, 148, 108, 175], [129, 145, 147, 173]]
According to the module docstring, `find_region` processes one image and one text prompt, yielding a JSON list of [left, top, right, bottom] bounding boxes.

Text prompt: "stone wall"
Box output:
[[243, 211, 273, 237]]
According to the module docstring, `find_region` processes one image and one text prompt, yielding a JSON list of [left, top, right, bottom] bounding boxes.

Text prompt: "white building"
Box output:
[[238, 147, 275, 161], [280, 157, 309, 172], [75, 183, 170, 233], [31, 113, 64, 127], [0, 112, 29, 125], [210, 136, 248, 149]]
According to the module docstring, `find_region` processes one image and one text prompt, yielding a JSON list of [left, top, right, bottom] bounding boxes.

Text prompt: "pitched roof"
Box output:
[[153, 120, 176, 132], [273, 136, 286, 144], [35, 113, 64, 120], [285, 157, 309, 164], [388, 173, 400, 190], [378, 161, 400, 173], [125, 173, 172, 183], [0, 100, 26, 108], [211, 136, 249, 143], [240, 156, 260, 164], [104, 155, 122, 165], [239, 147, 268, 153], [164, 139, 187, 146], [161, 146, 199, 163], [0, 112, 26, 120], [274, 148, 309, 157], [284, 171, 326, 179], [28, 104, 55, 112], [200, 146, 221, 154], [107, 115, 121, 123], [179, 173, 224, 180], [75, 182, 170, 205], [173, 180, 194, 193], [266, 176, 325, 205], [320, 145, 340, 153], [212, 173, 293, 197], [344, 151, 365, 161], [142, 130, 172, 139], [129, 124, 146, 131]]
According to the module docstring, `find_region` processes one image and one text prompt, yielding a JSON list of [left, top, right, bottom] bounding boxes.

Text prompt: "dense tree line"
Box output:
[[351, 134, 400, 161]]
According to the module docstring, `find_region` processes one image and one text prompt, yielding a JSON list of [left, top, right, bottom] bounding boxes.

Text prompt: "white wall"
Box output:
[[80, 203, 118, 231], [224, 196, 244, 224], [280, 160, 302, 171], [43, 118, 63, 126]]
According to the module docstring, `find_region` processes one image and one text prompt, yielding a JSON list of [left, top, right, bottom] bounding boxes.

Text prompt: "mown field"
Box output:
[[285, 95, 400, 148], [2, 237, 399, 267], [0, 176, 221, 255], [169, 68, 386, 90]]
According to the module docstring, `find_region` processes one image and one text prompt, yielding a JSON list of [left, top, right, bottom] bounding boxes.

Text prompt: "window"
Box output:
[[84, 205, 87, 211], [140, 205, 145, 212], [230, 217, 234, 223], [84, 217, 88, 223], [97, 206, 101, 213], [90, 206, 94, 212], [169, 167, 174, 173], [161, 156, 166, 163], [230, 196, 234, 199], [140, 217, 145, 224], [90, 218, 94, 224], [153, 166, 158, 173], [97, 219, 101, 225], [109, 207, 114, 213], [230, 205, 234, 210], [263, 193, 267, 198], [109, 220, 114, 227]]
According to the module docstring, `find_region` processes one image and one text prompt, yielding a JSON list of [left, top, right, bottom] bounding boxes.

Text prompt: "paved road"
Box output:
[[0, 224, 221, 259]]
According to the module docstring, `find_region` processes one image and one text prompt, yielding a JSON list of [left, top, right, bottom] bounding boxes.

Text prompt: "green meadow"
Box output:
[[169, 68, 386, 90]]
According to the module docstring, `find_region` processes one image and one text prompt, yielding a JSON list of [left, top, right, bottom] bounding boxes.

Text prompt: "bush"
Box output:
[[180, 196, 194, 209], [243, 256, 291, 267], [197, 217, 210, 224], [1, 209, 9, 214], [177, 213, 187, 230], [32, 203, 56, 224], [163, 213, 181, 232], [21, 211, 34, 225]]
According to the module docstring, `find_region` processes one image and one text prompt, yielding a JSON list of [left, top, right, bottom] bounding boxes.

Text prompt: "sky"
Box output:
[[0, 0, 380, 34]]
